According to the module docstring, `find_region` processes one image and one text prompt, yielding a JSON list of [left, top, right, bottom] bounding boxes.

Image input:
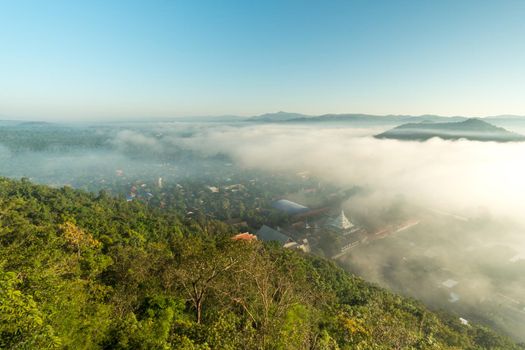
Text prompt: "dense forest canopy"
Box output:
[[0, 177, 522, 349]]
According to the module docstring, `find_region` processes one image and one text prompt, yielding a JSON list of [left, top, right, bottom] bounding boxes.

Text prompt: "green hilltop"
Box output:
[[0, 177, 522, 349], [375, 118, 525, 142]]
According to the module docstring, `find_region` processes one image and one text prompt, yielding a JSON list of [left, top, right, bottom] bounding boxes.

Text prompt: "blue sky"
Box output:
[[1, 0, 525, 120]]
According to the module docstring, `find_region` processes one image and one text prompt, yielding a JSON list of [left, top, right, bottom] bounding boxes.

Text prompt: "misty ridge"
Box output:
[[1, 117, 525, 341], [375, 118, 525, 142]]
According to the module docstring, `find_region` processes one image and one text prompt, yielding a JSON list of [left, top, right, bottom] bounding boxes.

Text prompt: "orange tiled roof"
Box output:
[[231, 233, 257, 241]]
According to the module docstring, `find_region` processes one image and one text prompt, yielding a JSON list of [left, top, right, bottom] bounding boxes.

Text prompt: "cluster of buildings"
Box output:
[[250, 198, 364, 256], [247, 197, 418, 260]]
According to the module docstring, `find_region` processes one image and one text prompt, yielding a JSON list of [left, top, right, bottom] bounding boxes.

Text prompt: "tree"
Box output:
[[171, 238, 238, 324], [0, 266, 59, 349], [60, 221, 100, 257]]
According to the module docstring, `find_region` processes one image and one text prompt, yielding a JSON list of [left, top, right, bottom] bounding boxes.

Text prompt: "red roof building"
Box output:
[[231, 233, 258, 241]]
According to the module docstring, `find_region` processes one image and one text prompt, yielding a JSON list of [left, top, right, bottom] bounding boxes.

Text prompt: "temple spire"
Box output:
[[328, 210, 354, 230]]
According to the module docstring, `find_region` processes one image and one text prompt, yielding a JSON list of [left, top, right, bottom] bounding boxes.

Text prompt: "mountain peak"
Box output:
[[376, 118, 525, 142]]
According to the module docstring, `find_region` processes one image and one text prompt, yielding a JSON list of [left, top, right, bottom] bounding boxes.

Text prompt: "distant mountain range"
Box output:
[[3, 111, 525, 128], [246, 111, 525, 126], [248, 111, 316, 122], [375, 118, 525, 142]]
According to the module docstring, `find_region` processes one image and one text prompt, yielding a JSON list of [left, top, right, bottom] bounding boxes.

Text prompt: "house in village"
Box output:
[[256, 225, 310, 253], [231, 232, 257, 241]]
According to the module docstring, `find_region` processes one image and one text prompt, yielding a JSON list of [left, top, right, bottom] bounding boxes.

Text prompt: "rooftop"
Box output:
[[271, 199, 309, 215], [231, 233, 257, 241], [256, 225, 293, 244]]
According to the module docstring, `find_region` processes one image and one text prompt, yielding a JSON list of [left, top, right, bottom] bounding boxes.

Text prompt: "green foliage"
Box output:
[[0, 177, 522, 349], [0, 265, 59, 349]]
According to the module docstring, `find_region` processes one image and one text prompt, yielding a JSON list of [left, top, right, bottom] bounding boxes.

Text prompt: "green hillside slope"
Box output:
[[0, 177, 522, 349]]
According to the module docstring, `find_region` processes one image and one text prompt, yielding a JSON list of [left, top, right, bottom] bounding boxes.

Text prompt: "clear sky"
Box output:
[[1, 0, 525, 120]]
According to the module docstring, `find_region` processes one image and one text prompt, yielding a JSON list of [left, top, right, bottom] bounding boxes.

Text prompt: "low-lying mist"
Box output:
[[178, 123, 525, 339], [1, 121, 524, 340], [182, 124, 525, 224]]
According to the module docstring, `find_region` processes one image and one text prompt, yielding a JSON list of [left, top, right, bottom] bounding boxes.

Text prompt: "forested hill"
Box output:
[[0, 178, 522, 349], [375, 118, 525, 142]]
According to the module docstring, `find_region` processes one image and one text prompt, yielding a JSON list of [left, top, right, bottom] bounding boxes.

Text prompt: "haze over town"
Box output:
[[2, 0, 525, 347]]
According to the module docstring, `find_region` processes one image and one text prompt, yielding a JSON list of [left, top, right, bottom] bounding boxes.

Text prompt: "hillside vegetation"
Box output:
[[0, 177, 522, 349], [375, 119, 525, 142]]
